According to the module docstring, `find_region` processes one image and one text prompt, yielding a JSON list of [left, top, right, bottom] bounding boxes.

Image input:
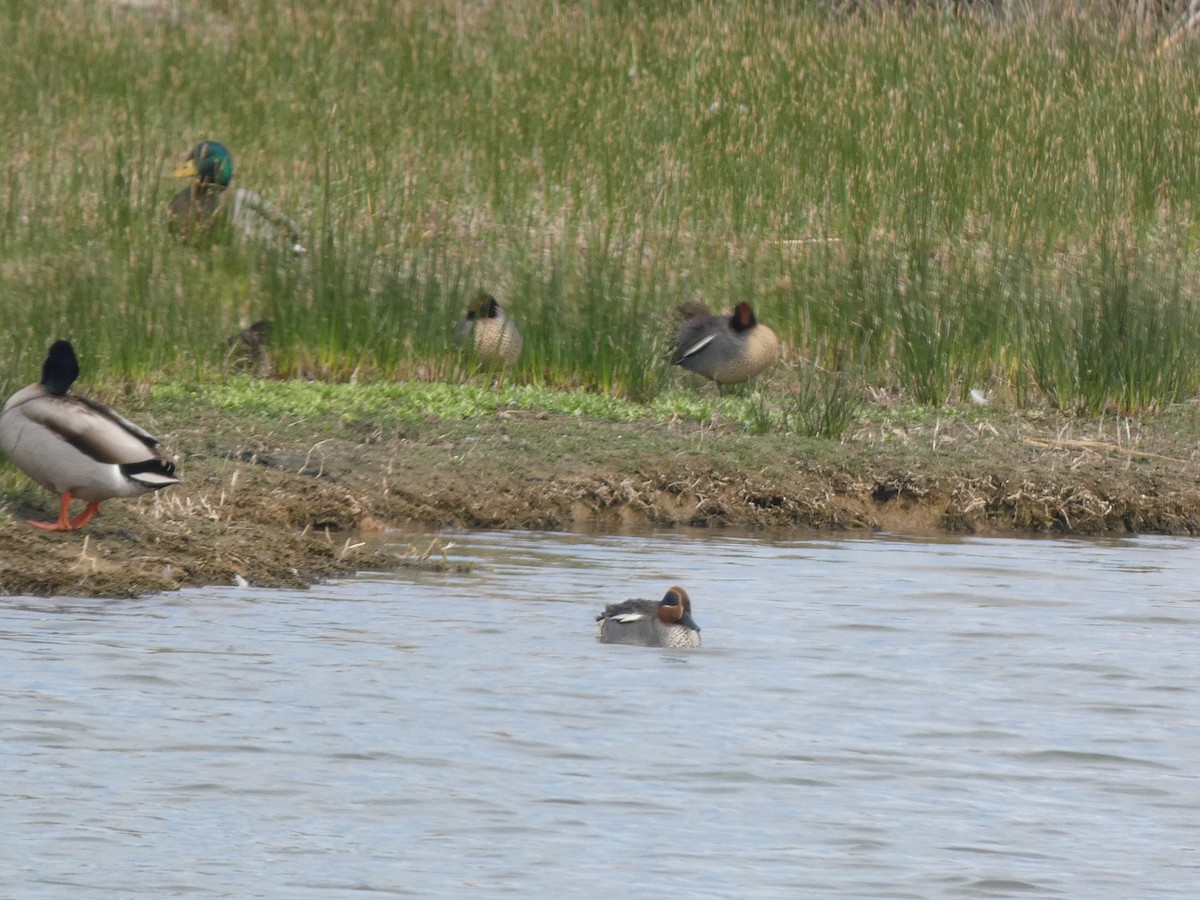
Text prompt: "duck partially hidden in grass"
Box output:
[[453, 292, 523, 366], [0, 341, 181, 531], [596, 586, 702, 649], [225, 319, 274, 376], [168, 140, 306, 254], [672, 300, 780, 388]]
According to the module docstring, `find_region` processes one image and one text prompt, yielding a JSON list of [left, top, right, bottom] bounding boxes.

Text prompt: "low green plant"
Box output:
[[785, 361, 864, 439]]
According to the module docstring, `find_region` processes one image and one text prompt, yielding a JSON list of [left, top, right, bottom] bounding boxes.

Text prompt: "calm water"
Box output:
[[2, 530, 1198, 898]]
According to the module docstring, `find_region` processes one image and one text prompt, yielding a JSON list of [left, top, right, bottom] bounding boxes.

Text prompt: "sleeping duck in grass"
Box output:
[[453, 292, 523, 366], [169, 140, 306, 254], [0, 341, 181, 531], [672, 300, 780, 389]]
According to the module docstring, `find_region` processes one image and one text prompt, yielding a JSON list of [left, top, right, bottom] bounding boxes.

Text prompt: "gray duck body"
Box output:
[[596, 586, 701, 649], [0, 341, 180, 530], [673, 301, 779, 386]]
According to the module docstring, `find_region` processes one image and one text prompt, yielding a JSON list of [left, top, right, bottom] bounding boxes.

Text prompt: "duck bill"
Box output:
[[172, 160, 198, 179], [679, 610, 701, 632]]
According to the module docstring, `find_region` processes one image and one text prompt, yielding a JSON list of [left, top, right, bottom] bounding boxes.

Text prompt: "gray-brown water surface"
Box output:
[[2, 530, 1198, 898]]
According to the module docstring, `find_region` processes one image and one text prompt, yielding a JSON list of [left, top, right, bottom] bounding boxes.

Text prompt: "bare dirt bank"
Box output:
[[2, 400, 1198, 597]]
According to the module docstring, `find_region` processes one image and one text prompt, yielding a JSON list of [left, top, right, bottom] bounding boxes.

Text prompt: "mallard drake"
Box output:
[[0, 341, 181, 531], [168, 140, 306, 253], [672, 301, 780, 387], [453, 292, 523, 365], [596, 586, 702, 649]]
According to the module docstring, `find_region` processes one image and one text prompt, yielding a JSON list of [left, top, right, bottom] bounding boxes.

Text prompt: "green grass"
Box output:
[[144, 374, 826, 438], [3, 1, 1200, 430]]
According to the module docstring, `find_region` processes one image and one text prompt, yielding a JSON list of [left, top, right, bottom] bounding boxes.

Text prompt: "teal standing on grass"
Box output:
[[0, 341, 181, 531], [169, 140, 307, 254], [672, 301, 780, 389]]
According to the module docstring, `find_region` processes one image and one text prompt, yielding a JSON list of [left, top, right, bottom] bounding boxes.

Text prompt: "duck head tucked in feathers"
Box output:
[[596, 585, 701, 649], [672, 300, 779, 387], [454, 292, 523, 366]]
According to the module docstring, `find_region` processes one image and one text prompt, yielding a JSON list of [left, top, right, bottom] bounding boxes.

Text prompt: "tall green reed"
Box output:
[[1021, 239, 1200, 414], [1, 2, 1200, 417]]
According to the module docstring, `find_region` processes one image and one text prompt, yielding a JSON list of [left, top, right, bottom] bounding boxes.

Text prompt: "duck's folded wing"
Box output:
[[609, 611, 647, 623], [232, 188, 306, 253], [120, 456, 180, 486], [597, 599, 652, 623], [672, 320, 718, 363], [24, 396, 162, 463]]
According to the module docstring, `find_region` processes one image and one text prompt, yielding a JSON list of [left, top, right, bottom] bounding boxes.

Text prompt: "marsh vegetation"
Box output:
[[3, 1, 1200, 431]]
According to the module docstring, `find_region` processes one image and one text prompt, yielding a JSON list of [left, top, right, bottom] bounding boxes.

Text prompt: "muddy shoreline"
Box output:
[[1, 402, 1198, 597]]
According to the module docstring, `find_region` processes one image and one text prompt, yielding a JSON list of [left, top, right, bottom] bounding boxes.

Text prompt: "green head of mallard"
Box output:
[[173, 141, 234, 189]]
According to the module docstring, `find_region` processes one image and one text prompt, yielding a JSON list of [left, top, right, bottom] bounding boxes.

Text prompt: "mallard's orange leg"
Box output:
[[68, 501, 103, 530], [28, 492, 77, 531]]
